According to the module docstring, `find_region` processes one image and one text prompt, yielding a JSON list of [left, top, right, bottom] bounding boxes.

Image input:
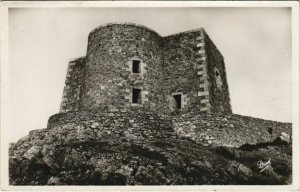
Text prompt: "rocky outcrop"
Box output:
[[9, 108, 292, 185]]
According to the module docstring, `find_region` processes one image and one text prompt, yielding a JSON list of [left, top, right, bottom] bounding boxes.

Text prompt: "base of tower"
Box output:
[[9, 105, 293, 185]]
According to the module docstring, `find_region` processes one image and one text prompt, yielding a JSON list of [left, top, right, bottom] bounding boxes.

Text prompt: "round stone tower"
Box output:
[[80, 23, 166, 112]]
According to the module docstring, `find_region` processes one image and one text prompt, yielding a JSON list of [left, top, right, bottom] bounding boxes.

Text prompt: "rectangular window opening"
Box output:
[[132, 60, 141, 74], [132, 88, 141, 104], [173, 94, 182, 109]]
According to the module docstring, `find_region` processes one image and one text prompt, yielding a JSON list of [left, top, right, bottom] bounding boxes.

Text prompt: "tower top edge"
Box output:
[[69, 56, 86, 63], [89, 22, 206, 38], [89, 22, 161, 37], [163, 27, 205, 38]]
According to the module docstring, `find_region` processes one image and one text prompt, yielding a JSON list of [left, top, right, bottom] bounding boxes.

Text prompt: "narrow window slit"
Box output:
[[132, 88, 141, 104], [215, 68, 222, 89], [132, 60, 141, 74], [173, 94, 182, 109]]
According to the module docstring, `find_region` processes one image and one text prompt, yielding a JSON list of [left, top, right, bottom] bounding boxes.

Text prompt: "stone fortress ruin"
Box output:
[[9, 22, 293, 185], [60, 22, 231, 114], [47, 22, 291, 147]]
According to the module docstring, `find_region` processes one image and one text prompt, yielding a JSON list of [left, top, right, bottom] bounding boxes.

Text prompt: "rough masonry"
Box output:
[[60, 23, 231, 114], [56, 22, 291, 147], [9, 23, 293, 185]]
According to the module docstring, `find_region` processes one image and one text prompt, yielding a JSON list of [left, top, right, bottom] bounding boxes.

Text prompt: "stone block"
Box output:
[[196, 43, 204, 47], [196, 36, 204, 40], [200, 76, 209, 81], [200, 99, 209, 103], [197, 64, 206, 69], [206, 103, 212, 108], [196, 57, 206, 61], [198, 50, 205, 54], [200, 107, 209, 112], [197, 71, 203, 75], [199, 84, 209, 88]]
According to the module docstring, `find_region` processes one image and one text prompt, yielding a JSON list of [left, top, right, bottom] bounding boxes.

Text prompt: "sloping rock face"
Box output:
[[9, 108, 292, 185]]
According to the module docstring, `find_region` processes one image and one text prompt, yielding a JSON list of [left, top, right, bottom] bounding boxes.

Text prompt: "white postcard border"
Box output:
[[1, 1, 299, 191]]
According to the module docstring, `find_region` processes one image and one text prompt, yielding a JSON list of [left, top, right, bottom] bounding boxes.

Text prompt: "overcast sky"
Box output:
[[6, 7, 292, 142]]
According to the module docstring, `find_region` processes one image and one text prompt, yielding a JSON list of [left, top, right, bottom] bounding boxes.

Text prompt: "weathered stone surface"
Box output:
[[9, 117, 292, 185], [8, 23, 293, 185], [60, 57, 85, 113], [279, 132, 291, 143], [59, 23, 232, 114], [172, 111, 292, 148], [203, 30, 231, 113], [80, 23, 166, 113], [9, 107, 292, 185]]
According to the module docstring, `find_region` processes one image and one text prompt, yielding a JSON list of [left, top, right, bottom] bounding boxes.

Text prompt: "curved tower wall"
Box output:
[[80, 24, 167, 112]]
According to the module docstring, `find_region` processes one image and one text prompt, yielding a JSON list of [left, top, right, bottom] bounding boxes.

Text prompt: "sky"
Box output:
[[5, 7, 292, 142]]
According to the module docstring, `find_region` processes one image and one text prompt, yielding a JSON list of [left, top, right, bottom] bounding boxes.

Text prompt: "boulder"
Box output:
[[279, 132, 291, 143]]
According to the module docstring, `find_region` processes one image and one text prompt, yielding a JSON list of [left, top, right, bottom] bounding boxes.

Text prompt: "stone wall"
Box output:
[[9, 106, 175, 157], [54, 104, 292, 148], [163, 30, 203, 113], [80, 23, 167, 113], [54, 23, 292, 149], [59, 23, 233, 115], [194, 30, 212, 113], [60, 57, 85, 113], [48, 106, 174, 144], [202, 30, 232, 113], [172, 111, 292, 148], [162, 28, 232, 114]]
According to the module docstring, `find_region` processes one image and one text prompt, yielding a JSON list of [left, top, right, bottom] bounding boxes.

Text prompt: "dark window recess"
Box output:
[[173, 94, 182, 109], [132, 88, 141, 104], [200, 103, 207, 108], [268, 127, 273, 134], [132, 60, 141, 73], [200, 96, 206, 100]]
